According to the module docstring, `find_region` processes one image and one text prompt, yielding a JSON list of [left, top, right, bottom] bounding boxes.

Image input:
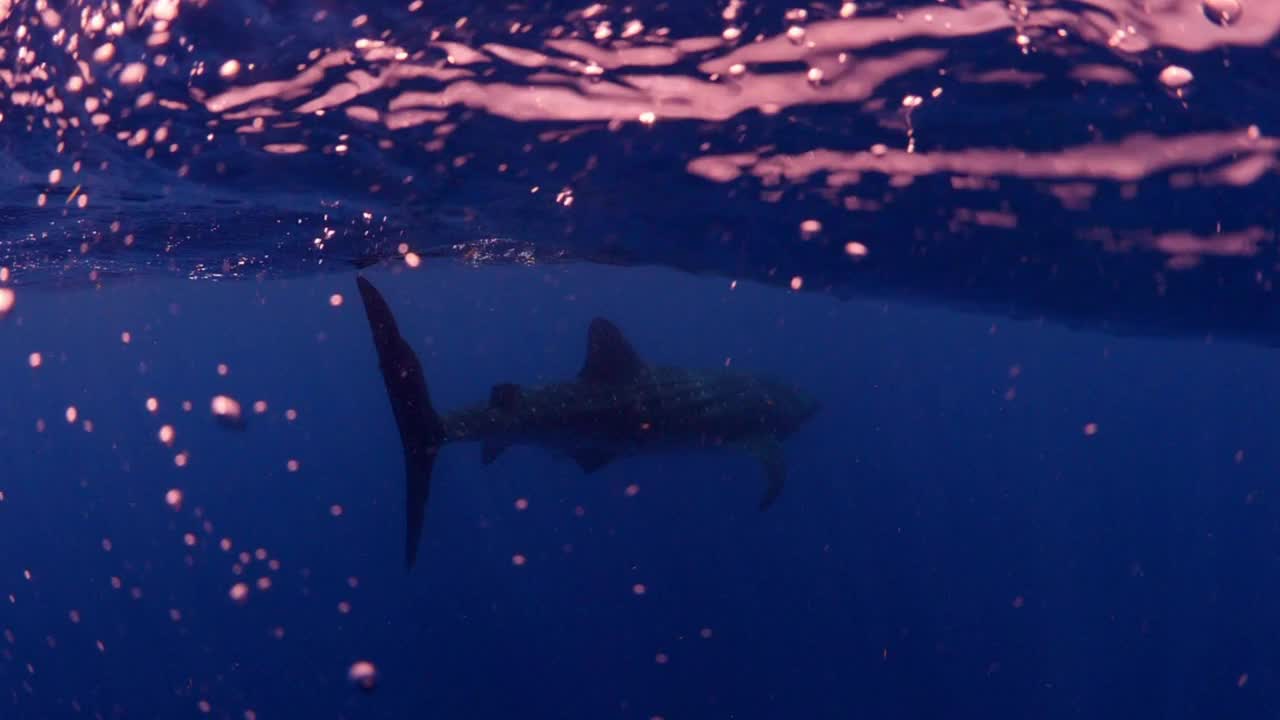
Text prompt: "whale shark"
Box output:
[[355, 276, 820, 568]]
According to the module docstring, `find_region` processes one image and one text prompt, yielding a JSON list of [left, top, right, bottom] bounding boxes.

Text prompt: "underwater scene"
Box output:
[[0, 0, 1278, 718]]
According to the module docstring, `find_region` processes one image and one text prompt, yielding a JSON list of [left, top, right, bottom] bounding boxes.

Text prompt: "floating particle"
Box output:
[[164, 488, 183, 510], [328, 293, 344, 307], [1159, 65, 1193, 89], [638, 111, 657, 125], [219, 538, 233, 552], [216, 363, 229, 377], [840, 2, 857, 17], [700, 627, 713, 639], [65, 406, 78, 424], [174, 451, 189, 467], [404, 251, 421, 268], [183, 533, 197, 547], [121, 331, 132, 344], [286, 459, 300, 472], [514, 497, 529, 511], [285, 408, 298, 421], [511, 553, 528, 566], [1012, 595, 1025, 608], [158, 425, 175, 446], [337, 600, 351, 614], [799, 219, 822, 238], [197, 700, 211, 714], [348, 660, 378, 692], [722, 27, 741, 41], [256, 577, 271, 591], [228, 582, 249, 604], [845, 242, 869, 257], [655, 652, 669, 665], [182, 400, 193, 412], [48, 169, 62, 184], [211, 395, 245, 429], [902, 94, 923, 108], [625, 483, 640, 497], [1082, 422, 1099, 436], [1238, 672, 1249, 688], [219, 59, 241, 78], [790, 276, 804, 291], [1203, 0, 1243, 26], [786, 25, 805, 43], [146, 397, 159, 413], [169, 609, 182, 622], [27, 352, 41, 368], [92, 43, 115, 63], [0, 288, 14, 315], [119, 63, 148, 85], [632, 583, 647, 596], [329, 504, 343, 517], [253, 400, 268, 414]]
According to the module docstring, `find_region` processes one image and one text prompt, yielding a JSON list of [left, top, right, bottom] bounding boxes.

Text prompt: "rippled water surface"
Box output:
[[1, 1, 1279, 718]]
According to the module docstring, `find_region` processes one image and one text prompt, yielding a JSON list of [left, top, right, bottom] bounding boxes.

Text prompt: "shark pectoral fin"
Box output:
[[481, 441, 507, 465], [571, 448, 616, 474], [745, 437, 786, 511]]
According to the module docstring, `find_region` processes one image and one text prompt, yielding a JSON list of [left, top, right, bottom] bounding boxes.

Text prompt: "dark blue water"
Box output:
[[2, 0, 1279, 718]]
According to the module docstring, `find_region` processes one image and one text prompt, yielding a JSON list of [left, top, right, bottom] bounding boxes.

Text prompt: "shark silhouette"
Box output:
[[355, 276, 820, 568]]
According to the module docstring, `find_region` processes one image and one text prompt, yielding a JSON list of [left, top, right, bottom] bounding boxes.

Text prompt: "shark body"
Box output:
[[356, 276, 820, 568]]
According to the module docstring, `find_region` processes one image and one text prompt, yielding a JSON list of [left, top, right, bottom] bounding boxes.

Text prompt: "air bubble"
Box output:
[[1202, 0, 1243, 26], [1158, 65, 1193, 89]]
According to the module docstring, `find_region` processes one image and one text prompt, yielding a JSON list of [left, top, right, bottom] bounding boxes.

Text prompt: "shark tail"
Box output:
[[356, 276, 447, 570]]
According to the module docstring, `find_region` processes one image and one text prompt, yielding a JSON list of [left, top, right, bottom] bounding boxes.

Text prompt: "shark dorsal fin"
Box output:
[[580, 318, 646, 384], [489, 383, 521, 411]]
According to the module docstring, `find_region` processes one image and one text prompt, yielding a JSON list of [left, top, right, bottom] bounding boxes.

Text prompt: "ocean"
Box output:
[[1, 0, 1278, 718]]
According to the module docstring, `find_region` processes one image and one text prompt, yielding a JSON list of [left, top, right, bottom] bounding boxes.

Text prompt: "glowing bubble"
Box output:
[[228, 582, 249, 604], [0, 288, 14, 315], [219, 59, 241, 78], [328, 293, 344, 307], [632, 583, 647, 596], [158, 425, 175, 446], [211, 395, 245, 429], [119, 62, 148, 85], [404, 252, 421, 268], [164, 488, 183, 510], [146, 397, 159, 413], [512, 554, 527, 566], [348, 660, 378, 692], [1158, 65, 1193, 89], [514, 498, 529, 511], [27, 352, 41, 368], [1083, 422, 1099, 436], [845, 242, 869, 257]]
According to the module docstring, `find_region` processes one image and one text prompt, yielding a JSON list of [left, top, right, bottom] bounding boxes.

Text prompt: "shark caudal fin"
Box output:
[[356, 276, 446, 570]]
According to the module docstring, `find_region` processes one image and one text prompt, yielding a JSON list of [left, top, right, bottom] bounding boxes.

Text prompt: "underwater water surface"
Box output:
[[1, 0, 1279, 718]]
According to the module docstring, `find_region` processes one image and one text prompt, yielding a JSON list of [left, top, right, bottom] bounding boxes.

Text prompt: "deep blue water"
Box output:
[[2, 0, 1280, 718]]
